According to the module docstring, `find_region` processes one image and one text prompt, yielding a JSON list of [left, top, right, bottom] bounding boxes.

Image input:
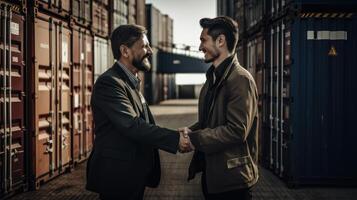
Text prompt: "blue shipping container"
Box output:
[[265, 13, 357, 185]]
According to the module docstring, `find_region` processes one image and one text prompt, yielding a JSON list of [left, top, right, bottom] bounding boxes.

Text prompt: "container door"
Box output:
[[57, 25, 72, 169], [291, 14, 357, 182], [84, 33, 93, 155], [35, 17, 56, 178]]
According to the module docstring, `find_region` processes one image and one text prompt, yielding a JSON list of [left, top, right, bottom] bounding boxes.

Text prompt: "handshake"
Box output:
[[178, 127, 195, 153]]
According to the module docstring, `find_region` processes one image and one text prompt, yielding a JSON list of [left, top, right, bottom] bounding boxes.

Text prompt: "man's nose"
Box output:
[[147, 46, 153, 55]]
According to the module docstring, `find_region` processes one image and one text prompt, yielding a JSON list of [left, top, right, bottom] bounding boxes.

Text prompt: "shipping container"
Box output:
[[161, 14, 173, 52], [266, 0, 357, 26], [27, 10, 72, 189], [217, 0, 245, 36], [162, 74, 176, 100], [177, 85, 202, 99], [36, 0, 70, 18], [136, 0, 146, 26], [94, 0, 109, 6], [94, 36, 111, 81], [128, 0, 136, 24], [146, 4, 161, 50], [245, 0, 264, 31], [71, 25, 94, 164], [217, 0, 236, 18], [0, 2, 26, 197], [110, 0, 128, 33], [262, 13, 357, 186], [92, 1, 109, 38], [71, 0, 92, 28]]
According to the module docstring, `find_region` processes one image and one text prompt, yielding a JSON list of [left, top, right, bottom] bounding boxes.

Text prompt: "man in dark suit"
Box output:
[[180, 16, 259, 200], [86, 24, 191, 200]]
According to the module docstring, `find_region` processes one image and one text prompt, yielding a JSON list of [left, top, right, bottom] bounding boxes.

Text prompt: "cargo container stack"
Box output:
[[71, 0, 94, 165], [0, 0, 150, 197], [93, 0, 110, 82], [0, 0, 27, 198], [218, 0, 357, 186], [145, 4, 175, 104], [26, 0, 73, 189]]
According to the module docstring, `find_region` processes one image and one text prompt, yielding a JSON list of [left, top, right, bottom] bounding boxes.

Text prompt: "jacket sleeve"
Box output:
[[189, 122, 200, 131], [189, 75, 257, 154], [92, 75, 180, 154]]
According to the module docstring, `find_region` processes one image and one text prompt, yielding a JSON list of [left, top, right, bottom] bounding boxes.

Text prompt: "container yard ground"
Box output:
[[7, 100, 357, 200]]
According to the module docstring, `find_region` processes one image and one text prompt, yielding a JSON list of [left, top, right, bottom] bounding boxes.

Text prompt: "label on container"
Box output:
[[86, 42, 91, 52], [11, 22, 19, 36], [80, 53, 85, 61], [74, 114, 79, 130], [62, 41, 68, 64], [328, 46, 338, 57], [74, 93, 79, 108], [12, 56, 18, 63], [40, 43, 49, 49]]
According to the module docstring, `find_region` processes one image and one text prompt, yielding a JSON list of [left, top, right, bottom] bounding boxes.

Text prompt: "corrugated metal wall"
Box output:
[[0, 2, 26, 195], [0, 0, 147, 198]]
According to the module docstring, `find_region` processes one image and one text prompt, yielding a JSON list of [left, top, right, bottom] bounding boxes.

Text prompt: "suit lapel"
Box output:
[[111, 63, 145, 118]]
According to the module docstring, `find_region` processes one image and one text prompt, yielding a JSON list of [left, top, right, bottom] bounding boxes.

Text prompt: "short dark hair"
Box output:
[[110, 24, 147, 60], [199, 16, 239, 53]]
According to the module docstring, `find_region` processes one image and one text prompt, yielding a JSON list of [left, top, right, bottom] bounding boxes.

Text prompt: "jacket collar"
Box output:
[[112, 62, 138, 90], [206, 55, 239, 118]]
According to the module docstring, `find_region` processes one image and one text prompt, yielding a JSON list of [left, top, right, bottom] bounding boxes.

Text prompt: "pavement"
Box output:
[[7, 99, 357, 200]]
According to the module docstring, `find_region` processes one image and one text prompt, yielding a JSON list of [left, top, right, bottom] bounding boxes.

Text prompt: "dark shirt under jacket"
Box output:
[[201, 55, 234, 128]]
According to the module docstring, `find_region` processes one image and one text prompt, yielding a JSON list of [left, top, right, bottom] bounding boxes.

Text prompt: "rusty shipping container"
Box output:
[[128, 0, 136, 24], [110, 0, 128, 33], [136, 0, 146, 26], [0, 2, 26, 197], [72, 25, 94, 164], [27, 10, 72, 189], [92, 1, 109, 38], [161, 14, 173, 52], [35, 0, 70, 18], [72, 0, 92, 28]]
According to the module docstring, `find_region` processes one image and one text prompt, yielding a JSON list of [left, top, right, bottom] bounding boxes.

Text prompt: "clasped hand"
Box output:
[[178, 127, 194, 153]]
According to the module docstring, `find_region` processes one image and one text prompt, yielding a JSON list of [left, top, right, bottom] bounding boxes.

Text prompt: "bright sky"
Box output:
[[146, 0, 216, 85], [146, 0, 217, 48]]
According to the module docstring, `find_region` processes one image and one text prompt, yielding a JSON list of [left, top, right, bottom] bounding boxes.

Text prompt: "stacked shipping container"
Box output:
[[0, 1, 27, 196], [72, 25, 94, 164], [1, 0, 147, 198], [26, 7, 73, 189], [145, 4, 175, 104], [218, 0, 357, 186]]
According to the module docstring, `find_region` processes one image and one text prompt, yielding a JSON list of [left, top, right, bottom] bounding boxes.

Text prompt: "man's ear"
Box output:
[[216, 34, 226, 48], [120, 45, 130, 58]]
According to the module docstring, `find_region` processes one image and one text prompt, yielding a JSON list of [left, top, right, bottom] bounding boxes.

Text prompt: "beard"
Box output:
[[132, 54, 151, 72], [204, 53, 219, 63], [203, 47, 220, 63]]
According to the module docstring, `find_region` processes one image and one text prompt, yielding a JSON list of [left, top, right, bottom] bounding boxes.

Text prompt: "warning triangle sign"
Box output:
[[328, 46, 337, 56]]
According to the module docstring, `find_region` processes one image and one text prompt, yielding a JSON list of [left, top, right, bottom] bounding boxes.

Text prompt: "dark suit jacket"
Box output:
[[188, 56, 259, 193], [86, 63, 179, 196]]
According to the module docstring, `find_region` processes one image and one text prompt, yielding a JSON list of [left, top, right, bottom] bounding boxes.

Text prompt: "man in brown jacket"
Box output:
[[180, 16, 259, 200]]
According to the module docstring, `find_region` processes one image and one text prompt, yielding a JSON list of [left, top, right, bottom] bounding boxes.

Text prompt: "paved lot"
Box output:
[[8, 100, 357, 200]]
